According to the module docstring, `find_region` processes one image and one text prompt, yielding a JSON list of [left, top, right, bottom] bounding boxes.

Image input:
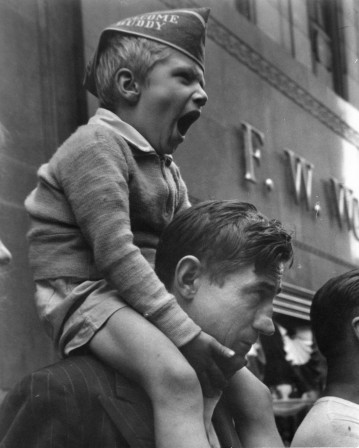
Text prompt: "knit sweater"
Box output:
[[24, 116, 201, 347]]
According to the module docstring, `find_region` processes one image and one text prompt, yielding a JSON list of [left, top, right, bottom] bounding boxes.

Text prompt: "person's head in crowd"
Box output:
[[156, 200, 293, 362], [291, 269, 359, 448], [310, 268, 359, 365], [84, 8, 209, 155]]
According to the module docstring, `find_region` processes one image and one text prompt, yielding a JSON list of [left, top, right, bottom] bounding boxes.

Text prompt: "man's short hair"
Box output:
[[310, 269, 359, 360], [95, 34, 171, 111], [155, 200, 293, 289]]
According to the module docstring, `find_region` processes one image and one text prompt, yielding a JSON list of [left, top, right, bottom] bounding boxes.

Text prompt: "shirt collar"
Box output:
[[88, 108, 156, 153]]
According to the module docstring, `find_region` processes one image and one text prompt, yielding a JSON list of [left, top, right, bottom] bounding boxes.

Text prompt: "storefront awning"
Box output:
[[274, 282, 314, 321]]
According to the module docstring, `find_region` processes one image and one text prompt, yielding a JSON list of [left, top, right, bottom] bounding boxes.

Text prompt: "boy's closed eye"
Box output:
[[175, 68, 205, 89], [175, 70, 194, 84]]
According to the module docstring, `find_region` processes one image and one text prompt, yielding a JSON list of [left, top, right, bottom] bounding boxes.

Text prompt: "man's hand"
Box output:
[[180, 331, 246, 397]]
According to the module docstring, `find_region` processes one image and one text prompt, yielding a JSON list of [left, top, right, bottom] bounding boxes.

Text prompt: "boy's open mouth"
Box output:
[[177, 110, 201, 137]]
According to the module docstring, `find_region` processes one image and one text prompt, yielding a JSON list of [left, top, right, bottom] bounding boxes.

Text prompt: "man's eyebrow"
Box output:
[[243, 281, 281, 295]]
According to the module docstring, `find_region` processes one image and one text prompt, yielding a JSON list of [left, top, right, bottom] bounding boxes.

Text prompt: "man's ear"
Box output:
[[115, 68, 141, 103], [174, 256, 202, 300], [351, 317, 359, 341]]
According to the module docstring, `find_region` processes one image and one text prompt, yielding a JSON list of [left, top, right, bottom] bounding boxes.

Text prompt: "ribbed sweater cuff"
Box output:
[[149, 301, 201, 347]]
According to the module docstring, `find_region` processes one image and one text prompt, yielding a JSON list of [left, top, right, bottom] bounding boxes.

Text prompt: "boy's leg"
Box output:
[[89, 307, 211, 448]]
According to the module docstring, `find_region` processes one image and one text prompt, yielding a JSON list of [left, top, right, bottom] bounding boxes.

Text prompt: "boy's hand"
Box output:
[[180, 331, 246, 397]]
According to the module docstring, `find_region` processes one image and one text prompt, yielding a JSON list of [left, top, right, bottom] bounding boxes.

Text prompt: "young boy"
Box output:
[[25, 8, 239, 448]]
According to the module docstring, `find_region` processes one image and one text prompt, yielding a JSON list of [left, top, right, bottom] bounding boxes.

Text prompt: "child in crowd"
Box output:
[[25, 8, 237, 448], [25, 7, 282, 447]]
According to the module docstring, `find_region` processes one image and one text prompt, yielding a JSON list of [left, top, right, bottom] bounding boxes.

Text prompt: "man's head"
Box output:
[[84, 8, 210, 155], [310, 269, 359, 362], [155, 200, 293, 360]]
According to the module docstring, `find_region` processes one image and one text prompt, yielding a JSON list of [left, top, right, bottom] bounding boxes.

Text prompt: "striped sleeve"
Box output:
[[0, 371, 84, 448]]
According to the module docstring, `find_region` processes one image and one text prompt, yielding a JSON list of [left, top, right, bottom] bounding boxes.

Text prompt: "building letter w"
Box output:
[[331, 177, 359, 240], [285, 149, 314, 210]]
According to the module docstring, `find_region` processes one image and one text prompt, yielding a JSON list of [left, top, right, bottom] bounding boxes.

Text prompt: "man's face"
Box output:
[[184, 264, 281, 363], [133, 50, 207, 155]]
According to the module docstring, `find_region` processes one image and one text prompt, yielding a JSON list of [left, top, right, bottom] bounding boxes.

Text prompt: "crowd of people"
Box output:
[[0, 6, 358, 447]]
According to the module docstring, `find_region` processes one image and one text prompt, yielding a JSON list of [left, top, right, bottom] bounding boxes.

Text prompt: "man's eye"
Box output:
[[248, 291, 261, 301], [250, 290, 270, 301]]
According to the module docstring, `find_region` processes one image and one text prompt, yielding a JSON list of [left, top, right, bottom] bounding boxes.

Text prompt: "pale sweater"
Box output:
[[24, 110, 201, 347], [291, 396, 359, 447]]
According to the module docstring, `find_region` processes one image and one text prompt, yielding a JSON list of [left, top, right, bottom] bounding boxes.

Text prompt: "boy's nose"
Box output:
[[193, 86, 208, 108], [0, 240, 12, 266]]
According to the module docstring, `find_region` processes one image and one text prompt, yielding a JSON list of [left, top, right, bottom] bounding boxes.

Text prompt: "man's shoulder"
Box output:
[[291, 402, 330, 447], [313, 396, 359, 419], [0, 356, 145, 447], [31, 355, 153, 416], [6, 355, 117, 401], [35, 355, 115, 380], [291, 397, 359, 447]]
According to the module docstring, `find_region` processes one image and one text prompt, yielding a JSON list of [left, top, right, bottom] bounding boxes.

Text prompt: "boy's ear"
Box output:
[[174, 256, 202, 300], [115, 68, 141, 103]]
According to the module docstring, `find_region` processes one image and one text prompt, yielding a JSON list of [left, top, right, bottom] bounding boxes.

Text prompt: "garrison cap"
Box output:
[[84, 7, 210, 96]]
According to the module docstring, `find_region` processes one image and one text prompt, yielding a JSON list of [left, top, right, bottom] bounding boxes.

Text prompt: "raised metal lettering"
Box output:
[[285, 149, 314, 209], [241, 122, 264, 183], [331, 178, 359, 240]]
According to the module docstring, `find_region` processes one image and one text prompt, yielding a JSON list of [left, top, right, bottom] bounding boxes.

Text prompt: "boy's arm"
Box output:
[[57, 134, 198, 346], [224, 368, 284, 448], [56, 132, 234, 389]]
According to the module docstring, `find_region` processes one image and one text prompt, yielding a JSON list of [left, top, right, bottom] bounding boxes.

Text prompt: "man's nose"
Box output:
[[0, 240, 12, 266], [193, 85, 208, 108], [254, 313, 275, 336]]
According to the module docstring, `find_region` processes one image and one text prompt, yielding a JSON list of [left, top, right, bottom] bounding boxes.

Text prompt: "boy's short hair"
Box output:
[[155, 200, 293, 289], [310, 269, 359, 360], [95, 34, 172, 111]]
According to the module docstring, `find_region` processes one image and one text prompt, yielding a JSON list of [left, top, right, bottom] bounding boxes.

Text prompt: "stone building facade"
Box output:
[[1, 2, 359, 426]]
